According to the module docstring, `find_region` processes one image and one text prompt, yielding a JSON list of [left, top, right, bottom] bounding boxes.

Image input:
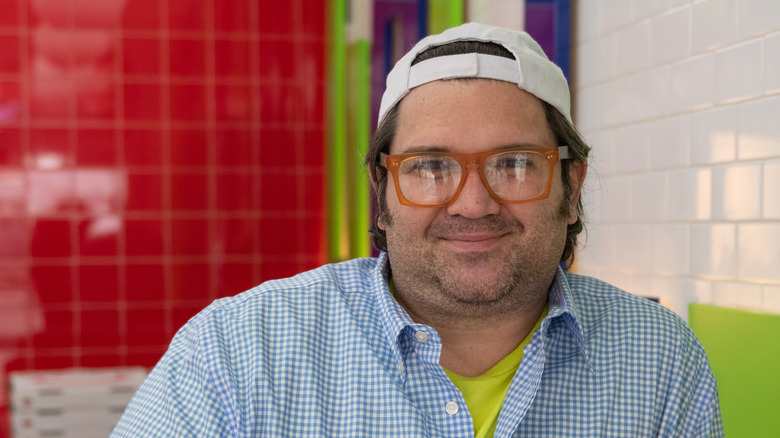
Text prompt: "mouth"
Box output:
[[438, 233, 509, 252]]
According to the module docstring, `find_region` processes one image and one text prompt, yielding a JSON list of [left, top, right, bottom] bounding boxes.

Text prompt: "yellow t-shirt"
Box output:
[[444, 308, 546, 438]]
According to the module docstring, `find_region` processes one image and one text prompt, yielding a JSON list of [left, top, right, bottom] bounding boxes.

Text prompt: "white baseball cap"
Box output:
[[377, 22, 571, 127]]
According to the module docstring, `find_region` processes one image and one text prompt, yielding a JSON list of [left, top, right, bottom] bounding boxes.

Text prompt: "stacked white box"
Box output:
[[9, 367, 147, 438]]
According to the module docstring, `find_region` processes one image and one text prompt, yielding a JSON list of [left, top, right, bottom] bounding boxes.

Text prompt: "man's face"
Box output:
[[379, 79, 584, 319]]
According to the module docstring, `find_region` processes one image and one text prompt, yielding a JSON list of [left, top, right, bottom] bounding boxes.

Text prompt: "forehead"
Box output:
[[391, 79, 555, 154]]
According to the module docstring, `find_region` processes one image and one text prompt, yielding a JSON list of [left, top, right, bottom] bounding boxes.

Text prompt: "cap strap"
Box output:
[[408, 53, 524, 90]]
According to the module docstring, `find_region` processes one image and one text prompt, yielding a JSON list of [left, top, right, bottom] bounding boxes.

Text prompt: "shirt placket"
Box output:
[[402, 325, 475, 438], [494, 328, 547, 438]]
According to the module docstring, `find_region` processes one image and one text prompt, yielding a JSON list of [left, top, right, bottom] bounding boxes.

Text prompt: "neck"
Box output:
[[394, 288, 548, 377]]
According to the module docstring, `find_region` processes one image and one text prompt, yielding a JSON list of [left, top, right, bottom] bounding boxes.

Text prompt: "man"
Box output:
[[112, 23, 722, 437]]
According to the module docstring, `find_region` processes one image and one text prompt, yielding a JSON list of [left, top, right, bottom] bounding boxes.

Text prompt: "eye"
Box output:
[[489, 152, 533, 172], [494, 155, 528, 169], [414, 158, 448, 171], [401, 157, 455, 176]]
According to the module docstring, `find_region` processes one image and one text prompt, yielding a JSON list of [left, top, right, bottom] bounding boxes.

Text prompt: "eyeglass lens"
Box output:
[[396, 151, 550, 205]]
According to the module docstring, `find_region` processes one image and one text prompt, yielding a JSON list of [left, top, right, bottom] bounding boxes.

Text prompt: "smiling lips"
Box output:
[[438, 233, 509, 252], [428, 215, 519, 252]]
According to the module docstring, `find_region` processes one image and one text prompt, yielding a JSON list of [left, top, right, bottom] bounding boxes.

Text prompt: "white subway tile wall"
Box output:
[[574, 85, 602, 132], [692, 0, 738, 53], [738, 96, 780, 159], [667, 168, 708, 221], [601, 76, 635, 125], [651, 223, 690, 274], [669, 0, 693, 8], [633, 0, 671, 22], [574, 0, 780, 318], [648, 115, 690, 169], [602, 176, 633, 222], [737, 0, 780, 38], [711, 281, 763, 308], [652, 6, 692, 65], [737, 223, 780, 282], [616, 21, 652, 75], [632, 172, 670, 221], [714, 40, 764, 103], [602, 0, 633, 33], [766, 33, 780, 92], [614, 123, 650, 173], [689, 223, 737, 278], [712, 163, 762, 220], [575, 0, 603, 43], [670, 54, 715, 112], [764, 160, 780, 218], [632, 66, 672, 120], [690, 106, 737, 164]]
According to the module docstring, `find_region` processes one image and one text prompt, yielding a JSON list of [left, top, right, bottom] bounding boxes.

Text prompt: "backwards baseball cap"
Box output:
[[377, 22, 571, 127]]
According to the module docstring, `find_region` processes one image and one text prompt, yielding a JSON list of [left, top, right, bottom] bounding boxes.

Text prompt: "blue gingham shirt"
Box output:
[[112, 253, 723, 437]]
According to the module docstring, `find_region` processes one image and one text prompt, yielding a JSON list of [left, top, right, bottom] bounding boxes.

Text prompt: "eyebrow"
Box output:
[[399, 146, 450, 154], [398, 143, 551, 154]]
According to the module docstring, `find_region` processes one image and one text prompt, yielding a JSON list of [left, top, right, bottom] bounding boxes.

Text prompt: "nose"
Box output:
[[445, 166, 501, 218]]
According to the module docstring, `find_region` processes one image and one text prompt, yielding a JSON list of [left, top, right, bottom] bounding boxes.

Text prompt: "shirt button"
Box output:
[[397, 362, 404, 374], [445, 401, 459, 415], [414, 331, 429, 343]]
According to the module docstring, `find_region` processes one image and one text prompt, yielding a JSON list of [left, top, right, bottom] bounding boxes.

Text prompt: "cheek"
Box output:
[[387, 205, 439, 232], [378, 179, 399, 231], [383, 187, 440, 237], [503, 187, 567, 228], [377, 175, 398, 231]]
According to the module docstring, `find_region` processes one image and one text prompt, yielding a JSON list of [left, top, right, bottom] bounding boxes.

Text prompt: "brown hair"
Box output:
[[366, 41, 590, 267]]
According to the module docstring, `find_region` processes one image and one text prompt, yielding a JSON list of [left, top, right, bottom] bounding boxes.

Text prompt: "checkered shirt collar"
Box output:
[[371, 252, 592, 371]]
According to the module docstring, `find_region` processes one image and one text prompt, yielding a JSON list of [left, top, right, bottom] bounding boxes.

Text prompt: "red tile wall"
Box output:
[[0, 0, 327, 432]]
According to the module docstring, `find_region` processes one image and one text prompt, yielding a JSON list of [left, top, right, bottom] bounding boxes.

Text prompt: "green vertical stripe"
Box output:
[[327, 0, 347, 261], [348, 39, 372, 258], [428, 0, 464, 34]]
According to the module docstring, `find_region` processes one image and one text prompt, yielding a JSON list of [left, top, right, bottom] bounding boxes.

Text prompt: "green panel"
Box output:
[[688, 304, 780, 437], [428, 0, 464, 34], [326, 0, 347, 261]]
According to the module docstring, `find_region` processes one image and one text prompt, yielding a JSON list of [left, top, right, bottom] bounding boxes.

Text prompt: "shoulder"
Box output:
[[563, 272, 703, 357], [543, 272, 722, 435], [167, 258, 382, 353], [190, 257, 379, 322], [112, 257, 396, 436], [565, 272, 685, 326]]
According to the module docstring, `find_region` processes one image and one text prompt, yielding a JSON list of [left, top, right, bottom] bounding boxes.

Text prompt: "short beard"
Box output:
[[429, 253, 524, 318], [384, 191, 571, 322]]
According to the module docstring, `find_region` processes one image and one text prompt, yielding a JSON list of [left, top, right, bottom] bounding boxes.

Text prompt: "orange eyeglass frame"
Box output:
[[379, 146, 570, 207]]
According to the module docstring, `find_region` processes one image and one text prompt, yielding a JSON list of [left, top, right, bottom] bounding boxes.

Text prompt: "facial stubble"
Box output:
[[383, 192, 571, 321]]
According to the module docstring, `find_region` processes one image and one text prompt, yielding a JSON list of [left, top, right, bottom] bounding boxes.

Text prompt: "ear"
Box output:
[[566, 161, 587, 225], [371, 168, 388, 231], [369, 170, 379, 192]]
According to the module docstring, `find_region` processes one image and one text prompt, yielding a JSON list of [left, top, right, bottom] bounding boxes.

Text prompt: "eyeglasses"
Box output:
[[379, 146, 570, 207]]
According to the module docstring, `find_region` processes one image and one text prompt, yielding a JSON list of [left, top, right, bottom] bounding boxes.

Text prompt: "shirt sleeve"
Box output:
[[664, 323, 725, 438], [705, 396, 725, 438], [110, 316, 237, 437]]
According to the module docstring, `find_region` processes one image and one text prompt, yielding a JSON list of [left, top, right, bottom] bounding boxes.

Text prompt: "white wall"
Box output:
[[572, 0, 780, 319], [468, 0, 526, 30]]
